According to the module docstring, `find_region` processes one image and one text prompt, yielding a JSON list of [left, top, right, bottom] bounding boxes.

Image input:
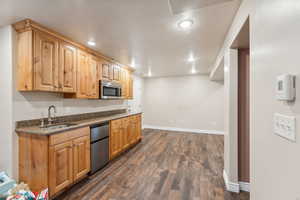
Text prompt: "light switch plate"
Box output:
[[274, 113, 296, 142]]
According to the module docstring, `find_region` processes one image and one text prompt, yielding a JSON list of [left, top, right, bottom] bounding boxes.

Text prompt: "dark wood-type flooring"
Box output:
[[56, 129, 250, 200]]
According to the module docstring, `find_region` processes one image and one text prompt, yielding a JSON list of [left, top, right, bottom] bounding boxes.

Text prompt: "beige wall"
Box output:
[[218, 0, 300, 198], [13, 77, 143, 122], [224, 49, 239, 184], [251, 0, 300, 199], [0, 26, 144, 178], [0, 25, 14, 177], [143, 75, 224, 133]]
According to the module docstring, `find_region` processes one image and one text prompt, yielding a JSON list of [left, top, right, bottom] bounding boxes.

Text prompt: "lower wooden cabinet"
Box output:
[[19, 127, 90, 197], [49, 130, 90, 196], [18, 114, 141, 197], [131, 114, 142, 144], [109, 114, 142, 160], [49, 141, 73, 195], [109, 120, 122, 160], [72, 136, 90, 181], [122, 117, 130, 150]]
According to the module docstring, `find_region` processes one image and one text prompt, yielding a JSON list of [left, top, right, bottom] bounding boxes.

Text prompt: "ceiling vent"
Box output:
[[168, 0, 234, 15]]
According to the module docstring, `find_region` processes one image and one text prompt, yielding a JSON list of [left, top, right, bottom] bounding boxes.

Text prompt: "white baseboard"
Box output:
[[223, 170, 240, 193], [142, 125, 224, 135], [239, 181, 250, 192]]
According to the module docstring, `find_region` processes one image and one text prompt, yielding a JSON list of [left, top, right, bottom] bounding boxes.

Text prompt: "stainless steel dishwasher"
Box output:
[[90, 122, 109, 174]]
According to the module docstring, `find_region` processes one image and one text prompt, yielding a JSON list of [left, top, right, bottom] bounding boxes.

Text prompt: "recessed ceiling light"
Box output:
[[178, 19, 193, 30], [87, 41, 96, 46], [147, 69, 152, 77], [191, 66, 197, 74], [188, 55, 195, 62], [131, 59, 136, 68]]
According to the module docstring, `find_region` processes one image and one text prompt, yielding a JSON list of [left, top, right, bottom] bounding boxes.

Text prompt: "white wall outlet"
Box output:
[[274, 113, 296, 142]]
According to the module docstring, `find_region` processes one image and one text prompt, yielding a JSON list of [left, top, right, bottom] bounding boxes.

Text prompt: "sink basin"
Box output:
[[42, 123, 77, 130]]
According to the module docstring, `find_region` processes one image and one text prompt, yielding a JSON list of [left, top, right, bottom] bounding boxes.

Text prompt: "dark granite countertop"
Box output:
[[15, 110, 142, 135]]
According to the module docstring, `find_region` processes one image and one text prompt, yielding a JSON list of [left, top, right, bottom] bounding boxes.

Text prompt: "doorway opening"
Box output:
[[231, 18, 250, 192]]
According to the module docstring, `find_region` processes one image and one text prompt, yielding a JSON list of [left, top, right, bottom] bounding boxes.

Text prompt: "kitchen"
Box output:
[[0, 0, 242, 199], [9, 18, 143, 198], [0, 15, 143, 198], [0, 0, 244, 199], [3, 0, 300, 199]]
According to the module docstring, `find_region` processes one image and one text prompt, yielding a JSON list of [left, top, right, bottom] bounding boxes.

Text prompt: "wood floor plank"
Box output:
[[55, 129, 249, 200]]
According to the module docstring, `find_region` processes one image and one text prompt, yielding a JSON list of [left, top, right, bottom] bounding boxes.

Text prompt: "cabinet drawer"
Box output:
[[130, 115, 137, 122], [110, 118, 122, 127], [50, 127, 90, 146]]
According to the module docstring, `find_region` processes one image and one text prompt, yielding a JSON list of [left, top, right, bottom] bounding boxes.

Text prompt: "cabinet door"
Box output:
[[136, 114, 142, 141], [128, 72, 134, 99], [77, 50, 89, 98], [87, 56, 99, 98], [34, 31, 59, 91], [102, 63, 111, 80], [129, 116, 137, 145], [49, 141, 73, 196], [121, 69, 128, 98], [73, 136, 90, 181], [122, 117, 130, 150], [110, 119, 123, 159], [113, 65, 120, 81], [97, 59, 103, 81], [130, 115, 141, 144], [109, 121, 117, 159], [109, 64, 114, 80], [59, 42, 76, 93]]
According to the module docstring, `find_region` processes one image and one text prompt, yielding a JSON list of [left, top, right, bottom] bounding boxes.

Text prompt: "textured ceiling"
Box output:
[[0, 0, 241, 77]]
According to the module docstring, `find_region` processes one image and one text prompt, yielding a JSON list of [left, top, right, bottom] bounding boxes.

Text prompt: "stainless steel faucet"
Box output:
[[48, 105, 57, 125]]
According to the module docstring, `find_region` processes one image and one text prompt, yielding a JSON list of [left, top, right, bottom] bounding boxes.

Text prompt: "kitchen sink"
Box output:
[[42, 122, 78, 130]]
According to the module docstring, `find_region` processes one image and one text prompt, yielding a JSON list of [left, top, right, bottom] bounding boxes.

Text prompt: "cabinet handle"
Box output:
[[34, 57, 40, 64]]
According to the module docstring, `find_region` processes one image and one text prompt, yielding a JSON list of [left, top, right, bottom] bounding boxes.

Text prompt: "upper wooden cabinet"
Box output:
[[65, 51, 99, 99], [14, 19, 134, 99], [101, 63, 121, 82], [112, 64, 121, 82], [76, 50, 90, 98], [59, 41, 77, 93], [101, 62, 111, 80], [16, 30, 76, 93], [34, 31, 59, 91], [120, 69, 133, 99], [88, 56, 100, 98], [120, 68, 128, 98], [128, 72, 134, 99]]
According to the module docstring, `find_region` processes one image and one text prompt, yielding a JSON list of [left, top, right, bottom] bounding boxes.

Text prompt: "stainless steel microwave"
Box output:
[[99, 80, 122, 99]]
